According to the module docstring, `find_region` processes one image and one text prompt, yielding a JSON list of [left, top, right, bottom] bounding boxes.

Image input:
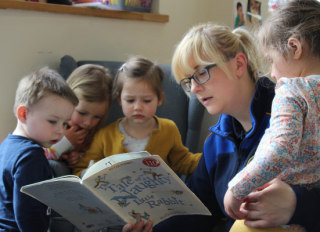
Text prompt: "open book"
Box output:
[[21, 151, 211, 231]]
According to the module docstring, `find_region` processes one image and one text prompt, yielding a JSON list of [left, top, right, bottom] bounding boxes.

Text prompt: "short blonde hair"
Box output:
[[14, 67, 78, 116], [172, 22, 262, 83]]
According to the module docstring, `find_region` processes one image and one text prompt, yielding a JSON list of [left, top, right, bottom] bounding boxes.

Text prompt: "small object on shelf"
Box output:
[[73, 0, 153, 12], [23, 0, 47, 2], [47, 0, 72, 5]]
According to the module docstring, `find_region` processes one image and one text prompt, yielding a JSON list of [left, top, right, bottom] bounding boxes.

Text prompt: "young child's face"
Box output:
[[23, 94, 74, 148], [70, 100, 108, 131], [119, 78, 161, 124]]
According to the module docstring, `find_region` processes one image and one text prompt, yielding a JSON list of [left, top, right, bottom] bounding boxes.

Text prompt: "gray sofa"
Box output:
[[48, 55, 205, 232]]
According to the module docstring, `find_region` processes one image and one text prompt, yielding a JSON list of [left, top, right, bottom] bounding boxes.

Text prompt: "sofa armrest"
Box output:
[[186, 93, 205, 152]]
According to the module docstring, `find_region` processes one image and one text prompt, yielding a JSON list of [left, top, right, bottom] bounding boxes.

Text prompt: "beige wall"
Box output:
[[0, 0, 268, 145]]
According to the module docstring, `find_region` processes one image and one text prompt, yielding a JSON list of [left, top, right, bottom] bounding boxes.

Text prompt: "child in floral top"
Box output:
[[224, 1, 320, 231]]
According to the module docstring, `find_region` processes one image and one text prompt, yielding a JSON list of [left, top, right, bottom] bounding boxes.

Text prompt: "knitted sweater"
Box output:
[[73, 116, 201, 177]]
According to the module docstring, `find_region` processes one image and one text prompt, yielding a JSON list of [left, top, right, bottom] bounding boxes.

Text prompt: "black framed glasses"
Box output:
[[180, 56, 235, 92], [180, 63, 217, 92]]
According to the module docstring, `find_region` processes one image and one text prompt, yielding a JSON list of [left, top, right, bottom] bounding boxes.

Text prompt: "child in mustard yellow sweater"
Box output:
[[73, 56, 201, 177]]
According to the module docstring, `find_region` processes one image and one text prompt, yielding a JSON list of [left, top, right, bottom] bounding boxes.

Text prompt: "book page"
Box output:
[[82, 155, 211, 226], [82, 151, 151, 180], [21, 176, 124, 231]]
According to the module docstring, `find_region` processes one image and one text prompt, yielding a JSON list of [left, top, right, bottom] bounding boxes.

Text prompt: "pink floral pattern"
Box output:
[[229, 76, 320, 199], [43, 147, 59, 160]]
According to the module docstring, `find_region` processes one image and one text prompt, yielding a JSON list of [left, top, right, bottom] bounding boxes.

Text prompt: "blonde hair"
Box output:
[[172, 22, 262, 83], [258, 0, 320, 58], [14, 67, 78, 116], [67, 64, 112, 104], [113, 56, 164, 101], [66, 64, 113, 135]]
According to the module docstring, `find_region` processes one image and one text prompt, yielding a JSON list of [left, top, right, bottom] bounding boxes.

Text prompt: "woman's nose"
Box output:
[[190, 79, 202, 93]]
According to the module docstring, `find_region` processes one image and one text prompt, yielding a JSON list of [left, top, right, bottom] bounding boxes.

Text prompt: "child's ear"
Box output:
[[157, 93, 164, 106], [17, 106, 27, 123], [288, 37, 302, 60], [117, 96, 122, 106]]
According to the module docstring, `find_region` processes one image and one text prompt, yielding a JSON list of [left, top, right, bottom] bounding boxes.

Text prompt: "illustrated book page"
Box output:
[[21, 151, 211, 231]]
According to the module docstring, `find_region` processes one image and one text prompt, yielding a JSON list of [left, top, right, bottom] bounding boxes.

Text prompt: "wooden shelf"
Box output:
[[0, 0, 169, 23]]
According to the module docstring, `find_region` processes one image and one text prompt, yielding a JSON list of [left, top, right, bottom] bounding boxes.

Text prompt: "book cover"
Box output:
[[21, 151, 211, 231]]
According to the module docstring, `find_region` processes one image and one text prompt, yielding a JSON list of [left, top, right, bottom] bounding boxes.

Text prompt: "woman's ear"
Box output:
[[235, 53, 247, 78], [287, 37, 302, 60], [17, 106, 27, 123]]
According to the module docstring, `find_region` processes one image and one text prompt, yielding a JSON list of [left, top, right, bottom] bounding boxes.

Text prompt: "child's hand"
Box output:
[[61, 151, 82, 167], [224, 188, 245, 220], [65, 122, 87, 146], [122, 220, 153, 232]]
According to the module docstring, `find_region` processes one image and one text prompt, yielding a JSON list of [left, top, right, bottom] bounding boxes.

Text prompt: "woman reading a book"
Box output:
[[152, 22, 320, 231]]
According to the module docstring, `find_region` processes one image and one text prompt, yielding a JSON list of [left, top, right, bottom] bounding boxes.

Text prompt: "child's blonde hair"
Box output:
[[172, 22, 262, 84], [66, 64, 113, 134], [113, 56, 164, 101], [258, 0, 320, 58], [14, 67, 78, 117], [67, 64, 112, 104]]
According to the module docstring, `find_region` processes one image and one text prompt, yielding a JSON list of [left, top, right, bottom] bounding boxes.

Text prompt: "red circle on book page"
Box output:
[[142, 158, 160, 167]]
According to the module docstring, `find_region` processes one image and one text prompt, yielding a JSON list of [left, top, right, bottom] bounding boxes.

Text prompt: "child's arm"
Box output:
[[164, 120, 202, 176], [15, 148, 52, 231], [43, 147, 60, 160], [224, 187, 246, 220], [239, 12, 245, 25], [44, 136, 74, 160], [229, 81, 305, 200], [44, 123, 87, 161]]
